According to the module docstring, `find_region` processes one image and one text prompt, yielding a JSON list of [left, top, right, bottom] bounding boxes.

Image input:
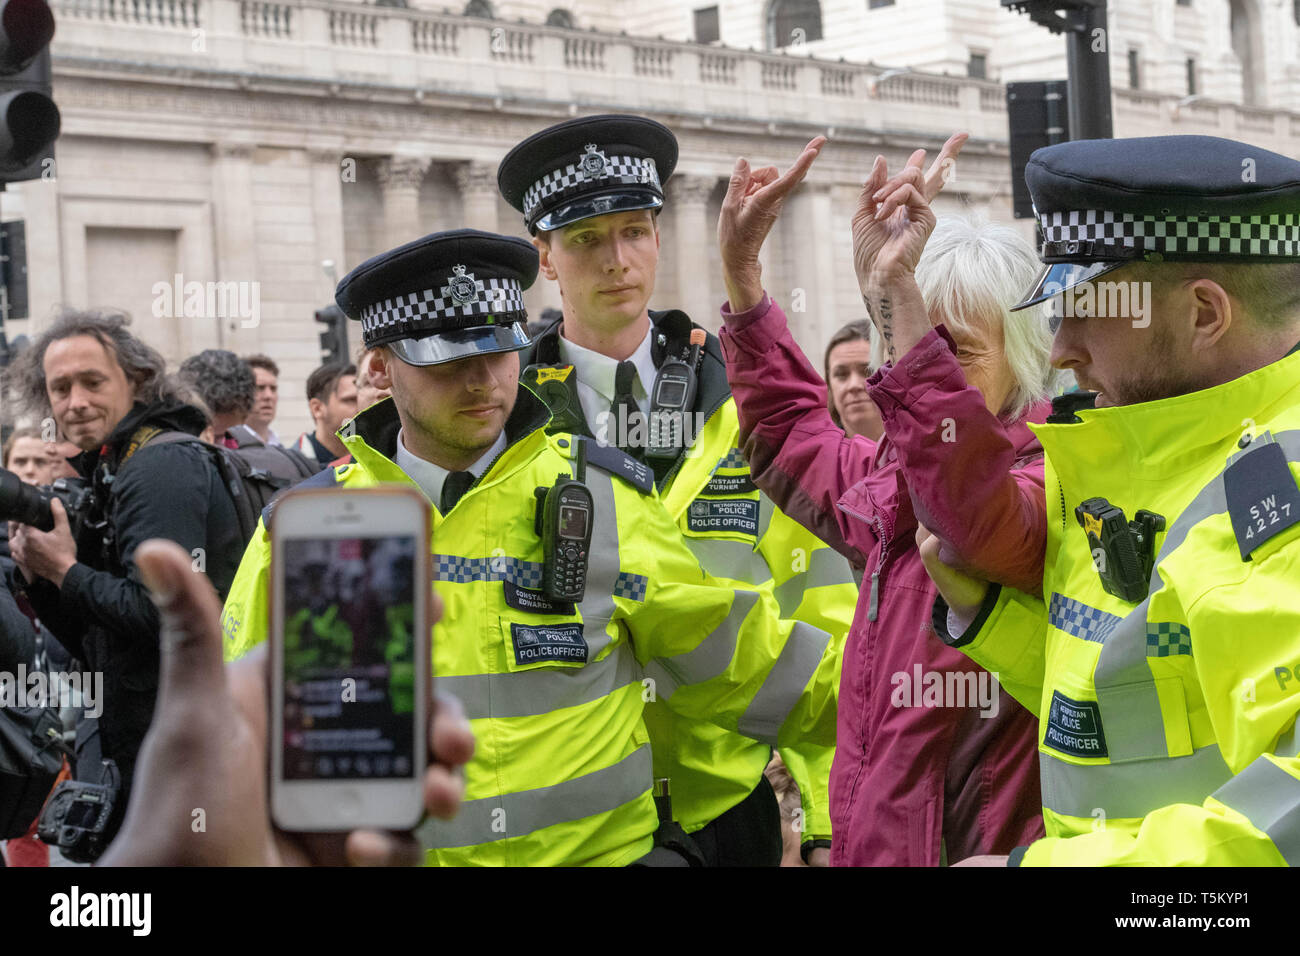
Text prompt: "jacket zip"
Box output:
[[836, 499, 892, 622]]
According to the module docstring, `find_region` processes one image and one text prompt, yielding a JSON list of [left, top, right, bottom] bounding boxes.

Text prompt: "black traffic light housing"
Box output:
[[0, 0, 60, 185], [1001, 0, 1112, 141], [314, 304, 349, 365]]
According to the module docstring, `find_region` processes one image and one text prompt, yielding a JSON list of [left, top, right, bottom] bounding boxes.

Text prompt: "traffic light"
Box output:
[[0, 0, 60, 185], [1006, 81, 1069, 219], [314, 304, 349, 365], [1001, 0, 1112, 141]]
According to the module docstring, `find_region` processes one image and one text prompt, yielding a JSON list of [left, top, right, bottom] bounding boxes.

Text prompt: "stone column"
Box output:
[[308, 147, 351, 353], [18, 174, 61, 338], [784, 182, 836, 368], [454, 161, 500, 232], [209, 141, 258, 347], [666, 174, 716, 328], [376, 156, 431, 249]]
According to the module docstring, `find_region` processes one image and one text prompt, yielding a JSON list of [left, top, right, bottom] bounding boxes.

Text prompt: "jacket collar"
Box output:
[[341, 388, 554, 490], [73, 399, 207, 477], [1033, 347, 1300, 484]]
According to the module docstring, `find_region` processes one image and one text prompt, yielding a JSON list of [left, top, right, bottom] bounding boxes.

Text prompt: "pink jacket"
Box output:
[[719, 294, 1048, 866]]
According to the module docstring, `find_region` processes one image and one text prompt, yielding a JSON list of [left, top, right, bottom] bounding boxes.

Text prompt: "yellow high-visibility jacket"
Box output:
[[942, 346, 1300, 865], [525, 311, 856, 848], [220, 391, 840, 866]]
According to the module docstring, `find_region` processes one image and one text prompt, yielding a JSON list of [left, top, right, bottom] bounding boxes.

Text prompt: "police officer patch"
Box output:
[[1043, 690, 1108, 759], [511, 622, 588, 665], [687, 498, 759, 536]]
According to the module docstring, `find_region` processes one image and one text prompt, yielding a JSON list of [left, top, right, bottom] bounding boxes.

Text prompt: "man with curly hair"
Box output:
[[2, 310, 243, 856]]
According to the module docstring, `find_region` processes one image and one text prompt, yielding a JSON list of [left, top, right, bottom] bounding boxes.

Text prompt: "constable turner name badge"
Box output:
[[511, 622, 588, 665], [1044, 691, 1108, 759]]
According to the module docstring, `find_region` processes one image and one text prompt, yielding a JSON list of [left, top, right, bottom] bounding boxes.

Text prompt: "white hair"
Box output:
[[873, 215, 1065, 422]]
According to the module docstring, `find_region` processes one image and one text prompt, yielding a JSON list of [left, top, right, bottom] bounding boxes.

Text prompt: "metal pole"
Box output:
[[1064, 1, 1114, 140]]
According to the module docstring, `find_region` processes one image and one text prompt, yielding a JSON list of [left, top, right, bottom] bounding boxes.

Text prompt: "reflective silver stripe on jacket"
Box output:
[[1040, 744, 1233, 821], [1212, 755, 1300, 865], [419, 744, 653, 849], [684, 537, 770, 585], [737, 620, 831, 746], [773, 547, 857, 619], [439, 651, 641, 721], [642, 588, 762, 699]]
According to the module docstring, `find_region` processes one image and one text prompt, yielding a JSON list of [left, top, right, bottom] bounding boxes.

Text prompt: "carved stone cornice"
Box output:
[[667, 174, 717, 206], [374, 156, 431, 191], [211, 141, 255, 160], [453, 160, 498, 196]]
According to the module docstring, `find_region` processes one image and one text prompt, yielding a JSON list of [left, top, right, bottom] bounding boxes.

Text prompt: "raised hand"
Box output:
[[851, 132, 968, 290], [718, 136, 826, 313]]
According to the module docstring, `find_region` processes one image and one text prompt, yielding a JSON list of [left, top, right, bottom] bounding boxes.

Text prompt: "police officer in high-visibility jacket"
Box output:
[[498, 114, 856, 865], [924, 135, 1300, 865], [220, 229, 840, 866]]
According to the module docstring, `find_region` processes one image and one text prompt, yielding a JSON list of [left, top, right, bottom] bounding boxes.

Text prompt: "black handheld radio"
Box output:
[[646, 328, 706, 463], [534, 439, 594, 602]]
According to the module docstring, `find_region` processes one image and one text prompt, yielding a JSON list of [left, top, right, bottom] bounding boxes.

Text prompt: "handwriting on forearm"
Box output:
[[863, 293, 896, 363]]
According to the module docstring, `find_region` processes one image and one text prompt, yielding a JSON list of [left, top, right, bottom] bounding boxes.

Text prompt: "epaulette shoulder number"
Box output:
[[580, 439, 654, 494]]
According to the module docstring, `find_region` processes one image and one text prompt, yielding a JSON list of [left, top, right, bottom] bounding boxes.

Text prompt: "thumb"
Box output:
[[137, 538, 227, 701]]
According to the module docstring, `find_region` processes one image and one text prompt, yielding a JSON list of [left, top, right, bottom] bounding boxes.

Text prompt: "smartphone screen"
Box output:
[[280, 534, 418, 782]]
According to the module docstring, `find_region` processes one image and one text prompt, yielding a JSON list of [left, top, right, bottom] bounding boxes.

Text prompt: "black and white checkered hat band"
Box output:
[[1040, 209, 1300, 258], [360, 278, 526, 337], [523, 155, 660, 220]]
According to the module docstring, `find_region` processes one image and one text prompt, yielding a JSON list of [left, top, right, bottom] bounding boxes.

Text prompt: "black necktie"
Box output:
[[440, 470, 474, 514], [610, 360, 641, 455]]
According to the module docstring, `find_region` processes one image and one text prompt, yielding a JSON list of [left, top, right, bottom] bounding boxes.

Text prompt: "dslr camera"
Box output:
[[37, 759, 122, 863], [0, 466, 101, 549]]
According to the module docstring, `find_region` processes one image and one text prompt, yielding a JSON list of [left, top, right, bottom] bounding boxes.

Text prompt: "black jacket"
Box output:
[[21, 399, 243, 798]]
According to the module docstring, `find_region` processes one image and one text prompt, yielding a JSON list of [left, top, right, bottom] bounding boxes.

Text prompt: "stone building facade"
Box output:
[[4, 0, 1296, 438]]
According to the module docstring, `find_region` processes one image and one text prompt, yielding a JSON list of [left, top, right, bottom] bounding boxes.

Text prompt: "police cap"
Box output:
[[335, 228, 538, 367], [1015, 135, 1300, 310], [498, 113, 679, 234]]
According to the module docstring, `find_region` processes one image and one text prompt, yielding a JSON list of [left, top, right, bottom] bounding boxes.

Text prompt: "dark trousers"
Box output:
[[689, 774, 782, 867]]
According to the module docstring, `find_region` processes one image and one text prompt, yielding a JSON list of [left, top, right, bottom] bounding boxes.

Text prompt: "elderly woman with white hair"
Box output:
[[715, 133, 1062, 866]]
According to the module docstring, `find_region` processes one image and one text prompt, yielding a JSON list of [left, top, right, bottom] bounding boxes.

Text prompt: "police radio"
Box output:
[[646, 329, 705, 463], [534, 439, 594, 602], [1075, 497, 1165, 603]]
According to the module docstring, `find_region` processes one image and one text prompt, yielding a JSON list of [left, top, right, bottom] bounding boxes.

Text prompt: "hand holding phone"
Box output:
[[270, 487, 433, 832], [99, 539, 470, 867]]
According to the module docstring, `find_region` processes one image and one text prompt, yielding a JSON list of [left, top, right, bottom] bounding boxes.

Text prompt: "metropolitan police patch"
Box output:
[[511, 622, 588, 665], [1043, 690, 1108, 759]]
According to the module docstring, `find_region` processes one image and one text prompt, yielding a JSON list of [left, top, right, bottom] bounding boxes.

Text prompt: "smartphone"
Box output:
[[269, 486, 431, 832]]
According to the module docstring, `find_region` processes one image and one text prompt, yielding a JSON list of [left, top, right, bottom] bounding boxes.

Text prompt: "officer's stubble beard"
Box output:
[[383, 350, 516, 472], [1099, 319, 1196, 406]]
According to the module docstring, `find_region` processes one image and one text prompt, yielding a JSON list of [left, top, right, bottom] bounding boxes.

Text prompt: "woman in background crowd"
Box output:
[[825, 320, 884, 441]]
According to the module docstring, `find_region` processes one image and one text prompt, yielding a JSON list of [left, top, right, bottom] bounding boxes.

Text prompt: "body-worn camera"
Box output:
[[1075, 498, 1166, 603], [37, 759, 122, 863], [0, 467, 95, 537]]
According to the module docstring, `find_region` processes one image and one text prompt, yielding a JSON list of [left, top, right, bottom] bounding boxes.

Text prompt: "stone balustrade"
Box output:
[[49, 0, 1300, 155]]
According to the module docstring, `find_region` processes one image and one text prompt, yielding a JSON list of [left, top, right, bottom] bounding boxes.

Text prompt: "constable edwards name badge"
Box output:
[[511, 622, 588, 665], [1044, 690, 1108, 759]]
